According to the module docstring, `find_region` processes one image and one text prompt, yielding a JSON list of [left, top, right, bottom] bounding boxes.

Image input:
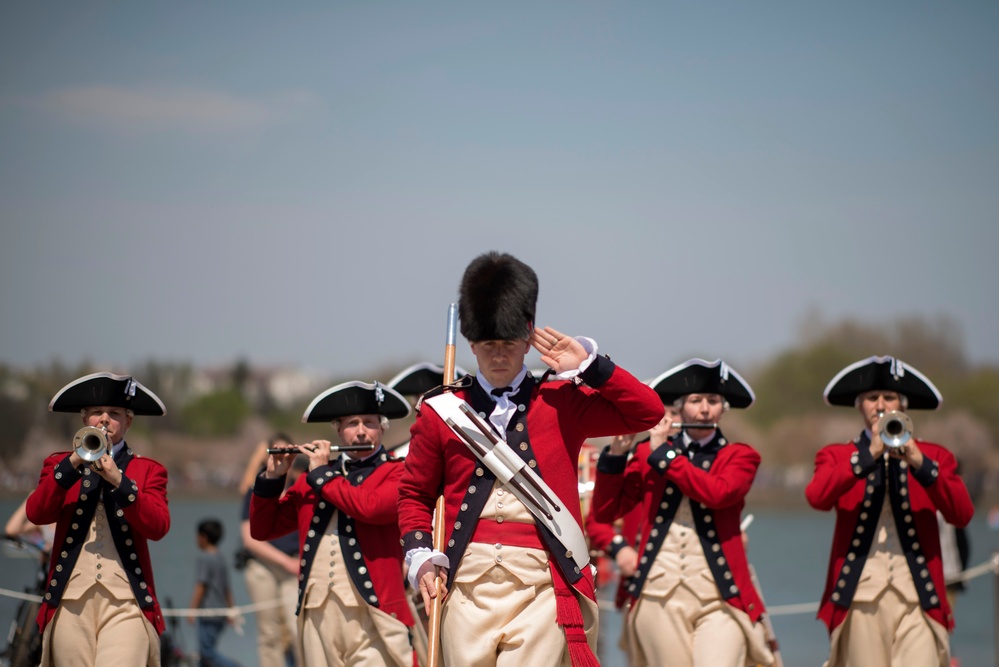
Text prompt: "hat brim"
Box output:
[[648, 358, 755, 409], [302, 382, 411, 423], [48, 372, 166, 416], [387, 363, 469, 396], [824, 356, 942, 410]]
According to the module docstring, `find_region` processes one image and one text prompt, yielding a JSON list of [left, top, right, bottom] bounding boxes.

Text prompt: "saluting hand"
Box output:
[[531, 326, 586, 374]]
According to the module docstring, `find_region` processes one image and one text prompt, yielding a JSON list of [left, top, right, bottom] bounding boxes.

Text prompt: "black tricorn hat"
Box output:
[[648, 359, 755, 409], [459, 252, 538, 342], [48, 372, 167, 416], [823, 356, 942, 410], [302, 381, 411, 423], [387, 362, 470, 396]]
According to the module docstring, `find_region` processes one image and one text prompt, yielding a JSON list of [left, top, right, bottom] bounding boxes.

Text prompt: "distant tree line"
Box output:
[[0, 358, 323, 462], [2, 315, 997, 496]]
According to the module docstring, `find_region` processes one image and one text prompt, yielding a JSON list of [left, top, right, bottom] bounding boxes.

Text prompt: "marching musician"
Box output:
[[398, 251, 664, 667], [249, 381, 416, 666], [25, 372, 170, 667], [590, 359, 774, 667], [584, 403, 680, 666], [806, 356, 974, 667], [238, 434, 304, 667]]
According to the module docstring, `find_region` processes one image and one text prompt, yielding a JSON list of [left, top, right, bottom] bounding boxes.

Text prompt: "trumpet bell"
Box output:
[[73, 425, 110, 463], [879, 411, 913, 449]]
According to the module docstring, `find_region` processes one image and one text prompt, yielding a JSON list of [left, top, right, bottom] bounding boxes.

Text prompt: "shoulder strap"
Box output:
[[424, 392, 589, 571]]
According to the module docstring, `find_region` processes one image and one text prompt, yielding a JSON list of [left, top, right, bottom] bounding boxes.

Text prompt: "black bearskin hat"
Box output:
[[459, 252, 538, 341]]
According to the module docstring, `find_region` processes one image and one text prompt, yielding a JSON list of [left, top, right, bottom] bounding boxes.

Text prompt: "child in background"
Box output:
[[189, 519, 242, 667]]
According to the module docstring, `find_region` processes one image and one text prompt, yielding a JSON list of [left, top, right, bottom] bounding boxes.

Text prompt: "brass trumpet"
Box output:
[[266, 444, 376, 455], [73, 425, 110, 470], [878, 411, 913, 449]]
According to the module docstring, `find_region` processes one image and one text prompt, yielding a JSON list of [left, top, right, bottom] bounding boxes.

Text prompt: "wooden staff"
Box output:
[[426, 303, 457, 667]]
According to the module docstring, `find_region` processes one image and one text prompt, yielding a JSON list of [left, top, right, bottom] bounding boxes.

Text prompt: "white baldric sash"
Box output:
[[424, 392, 590, 571]]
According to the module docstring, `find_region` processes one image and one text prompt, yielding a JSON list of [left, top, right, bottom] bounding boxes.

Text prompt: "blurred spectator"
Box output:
[[5, 497, 55, 556], [189, 518, 241, 667], [237, 434, 303, 667]]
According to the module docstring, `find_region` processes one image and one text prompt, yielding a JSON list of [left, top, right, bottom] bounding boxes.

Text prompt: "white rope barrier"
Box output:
[[0, 587, 287, 619], [767, 601, 820, 617], [594, 555, 999, 616], [945, 553, 999, 585], [160, 598, 287, 618], [0, 587, 43, 603], [5, 554, 999, 620]]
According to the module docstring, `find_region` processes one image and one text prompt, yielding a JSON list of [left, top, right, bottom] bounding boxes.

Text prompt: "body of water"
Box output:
[[2, 497, 997, 666]]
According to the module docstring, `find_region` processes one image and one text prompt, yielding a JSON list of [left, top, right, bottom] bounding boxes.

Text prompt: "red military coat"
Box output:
[[250, 449, 414, 626], [805, 435, 974, 632], [591, 432, 767, 623], [25, 448, 170, 634], [585, 441, 646, 610], [398, 357, 664, 595]]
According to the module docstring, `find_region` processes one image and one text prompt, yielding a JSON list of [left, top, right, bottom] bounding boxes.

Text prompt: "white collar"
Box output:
[[682, 430, 717, 448], [477, 366, 529, 396]]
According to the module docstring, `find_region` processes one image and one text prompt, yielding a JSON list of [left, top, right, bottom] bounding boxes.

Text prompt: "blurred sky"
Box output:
[[1, 1, 997, 382]]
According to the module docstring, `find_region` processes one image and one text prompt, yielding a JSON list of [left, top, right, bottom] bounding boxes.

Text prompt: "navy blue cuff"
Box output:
[[910, 456, 939, 488], [53, 455, 82, 489], [852, 445, 879, 478], [253, 473, 286, 498], [108, 474, 139, 507], [305, 465, 338, 493], [597, 446, 628, 474], [606, 535, 627, 559], [402, 529, 433, 553], [579, 355, 615, 388], [647, 443, 685, 476]]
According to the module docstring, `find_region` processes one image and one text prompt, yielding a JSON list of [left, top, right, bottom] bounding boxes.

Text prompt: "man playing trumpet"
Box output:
[[26, 372, 170, 667], [249, 381, 416, 667], [806, 356, 974, 667]]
